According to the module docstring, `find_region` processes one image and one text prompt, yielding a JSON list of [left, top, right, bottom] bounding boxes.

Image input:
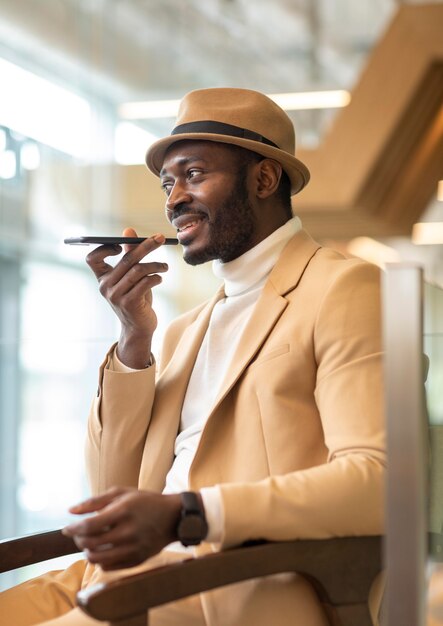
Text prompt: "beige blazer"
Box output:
[[86, 229, 386, 625]]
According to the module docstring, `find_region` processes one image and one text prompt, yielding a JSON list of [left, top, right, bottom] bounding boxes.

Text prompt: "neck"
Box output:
[[250, 199, 291, 249]]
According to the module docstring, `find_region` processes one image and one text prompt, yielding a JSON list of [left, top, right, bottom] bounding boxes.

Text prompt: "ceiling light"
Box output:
[[119, 99, 181, 120], [347, 237, 400, 267], [114, 122, 158, 164], [270, 90, 351, 111], [412, 222, 443, 245], [118, 90, 351, 120]]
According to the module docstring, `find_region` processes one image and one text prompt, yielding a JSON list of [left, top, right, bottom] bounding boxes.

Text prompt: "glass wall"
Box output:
[[0, 52, 208, 591], [0, 58, 110, 536], [0, 4, 223, 590]]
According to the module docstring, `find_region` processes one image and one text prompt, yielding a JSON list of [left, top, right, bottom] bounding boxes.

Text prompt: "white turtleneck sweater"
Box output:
[[110, 216, 302, 544]]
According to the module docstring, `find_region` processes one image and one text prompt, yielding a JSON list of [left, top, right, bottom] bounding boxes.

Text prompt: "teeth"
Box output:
[[178, 221, 199, 232]]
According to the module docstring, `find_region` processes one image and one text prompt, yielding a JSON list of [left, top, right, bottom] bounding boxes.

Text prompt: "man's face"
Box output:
[[160, 141, 260, 265]]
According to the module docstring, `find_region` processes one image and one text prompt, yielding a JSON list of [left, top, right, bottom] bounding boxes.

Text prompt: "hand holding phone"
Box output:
[[84, 229, 170, 369]]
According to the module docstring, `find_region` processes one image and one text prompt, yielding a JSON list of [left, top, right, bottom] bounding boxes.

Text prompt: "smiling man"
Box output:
[[0, 88, 386, 626], [161, 140, 288, 265]]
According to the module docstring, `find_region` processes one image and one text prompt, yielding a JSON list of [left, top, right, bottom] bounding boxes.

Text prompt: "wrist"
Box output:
[[117, 330, 152, 369], [164, 494, 182, 544]]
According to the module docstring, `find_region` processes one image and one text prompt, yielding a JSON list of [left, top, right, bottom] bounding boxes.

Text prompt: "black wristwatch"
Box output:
[[177, 491, 208, 547]]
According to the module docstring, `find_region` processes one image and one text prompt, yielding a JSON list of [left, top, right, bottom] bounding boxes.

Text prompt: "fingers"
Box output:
[[111, 234, 166, 285], [68, 518, 132, 553], [86, 233, 166, 284], [86, 542, 147, 571], [111, 261, 168, 291], [87, 548, 139, 571], [85, 244, 122, 281], [63, 488, 129, 538], [63, 503, 125, 539], [67, 488, 126, 515], [101, 261, 165, 305], [122, 226, 138, 254], [86, 236, 169, 320], [65, 517, 148, 570]]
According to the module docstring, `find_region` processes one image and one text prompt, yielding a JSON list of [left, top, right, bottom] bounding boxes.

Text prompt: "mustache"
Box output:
[[170, 205, 207, 222]]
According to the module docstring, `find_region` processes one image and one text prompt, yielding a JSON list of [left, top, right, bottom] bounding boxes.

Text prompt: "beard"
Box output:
[[183, 170, 257, 266]]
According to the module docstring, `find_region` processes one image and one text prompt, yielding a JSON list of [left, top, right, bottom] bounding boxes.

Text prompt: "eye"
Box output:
[[160, 180, 173, 195], [187, 168, 202, 180]]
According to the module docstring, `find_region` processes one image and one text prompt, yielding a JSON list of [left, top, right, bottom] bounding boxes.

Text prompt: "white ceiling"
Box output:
[[1, 0, 442, 281], [0, 0, 403, 144]]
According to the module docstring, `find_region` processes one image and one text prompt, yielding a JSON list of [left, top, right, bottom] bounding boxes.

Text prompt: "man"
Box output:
[[0, 88, 385, 625]]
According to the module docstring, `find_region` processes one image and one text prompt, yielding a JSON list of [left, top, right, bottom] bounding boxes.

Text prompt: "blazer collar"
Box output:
[[267, 228, 321, 296], [139, 285, 225, 489]]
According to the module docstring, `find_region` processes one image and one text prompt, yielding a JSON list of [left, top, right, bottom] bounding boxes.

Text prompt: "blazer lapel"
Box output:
[[210, 229, 321, 411], [139, 285, 225, 489], [155, 285, 225, 404]]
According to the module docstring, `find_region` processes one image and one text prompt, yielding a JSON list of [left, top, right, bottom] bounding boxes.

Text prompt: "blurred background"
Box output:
[[0, 0, 442, 587]]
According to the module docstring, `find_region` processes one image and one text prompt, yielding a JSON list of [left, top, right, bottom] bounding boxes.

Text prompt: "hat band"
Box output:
[[171, 120, 279, 149]]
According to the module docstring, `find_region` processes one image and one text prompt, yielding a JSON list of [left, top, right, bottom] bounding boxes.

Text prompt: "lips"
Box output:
[[172, 213, 207, 243], [176, 219, 202, 233], [172, 213, 206, 230]]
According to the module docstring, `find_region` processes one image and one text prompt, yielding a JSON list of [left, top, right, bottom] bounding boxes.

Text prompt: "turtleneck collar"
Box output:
[[212, 216, 302, 297]]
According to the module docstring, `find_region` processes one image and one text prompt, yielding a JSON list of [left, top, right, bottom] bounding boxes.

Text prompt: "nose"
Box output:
[[165, 181, 192, 210], [165, 181, 192, 221]]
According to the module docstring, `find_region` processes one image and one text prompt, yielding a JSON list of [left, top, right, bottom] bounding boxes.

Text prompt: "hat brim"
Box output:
[[145, 132, 310, 196]]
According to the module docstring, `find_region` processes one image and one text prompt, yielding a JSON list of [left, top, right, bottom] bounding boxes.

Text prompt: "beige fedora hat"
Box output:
[[145, 87, 310, 195]]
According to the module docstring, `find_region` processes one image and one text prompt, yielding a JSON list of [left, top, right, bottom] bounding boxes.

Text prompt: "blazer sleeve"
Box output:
[[85, 344, 156, 495], [218, 262, 386, 549]]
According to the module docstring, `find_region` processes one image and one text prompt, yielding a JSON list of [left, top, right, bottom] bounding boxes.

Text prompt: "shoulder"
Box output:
[[303, 244, 383, 325], [311, 245, 382, 287], [277, 228, 382, 297]]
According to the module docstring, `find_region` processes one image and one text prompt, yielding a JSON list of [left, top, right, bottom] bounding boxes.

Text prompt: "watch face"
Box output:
[[178, 491, 209, 546], [178, 513, 208, 546]]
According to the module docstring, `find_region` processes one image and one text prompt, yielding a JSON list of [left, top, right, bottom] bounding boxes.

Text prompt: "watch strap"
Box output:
[[181, 491, 202, 514]]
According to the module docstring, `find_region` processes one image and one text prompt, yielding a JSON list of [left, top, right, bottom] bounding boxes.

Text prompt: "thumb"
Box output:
[[122, 226, 138, 237], [122, 226, 139, 253]]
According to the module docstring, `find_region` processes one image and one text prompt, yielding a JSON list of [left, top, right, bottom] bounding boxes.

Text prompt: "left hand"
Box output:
[[63, 487, 181, 570]]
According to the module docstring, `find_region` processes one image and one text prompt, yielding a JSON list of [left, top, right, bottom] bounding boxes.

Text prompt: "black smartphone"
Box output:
[[64, 236, 179, 246]]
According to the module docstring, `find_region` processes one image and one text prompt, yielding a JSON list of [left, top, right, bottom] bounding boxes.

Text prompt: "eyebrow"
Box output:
[[160, 155, 208, 177]]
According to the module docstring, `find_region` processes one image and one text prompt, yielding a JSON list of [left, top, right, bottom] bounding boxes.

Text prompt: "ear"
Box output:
[[253, 159, 282, 199]]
